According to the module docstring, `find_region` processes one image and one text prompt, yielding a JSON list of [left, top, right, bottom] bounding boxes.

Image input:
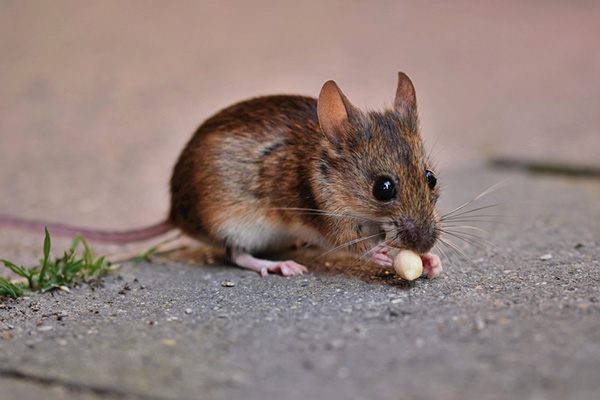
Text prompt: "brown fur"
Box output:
[[169, 72, 440, 256]]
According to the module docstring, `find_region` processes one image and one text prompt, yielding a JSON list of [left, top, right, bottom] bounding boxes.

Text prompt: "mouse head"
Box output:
[[316, 72, 440, 254]]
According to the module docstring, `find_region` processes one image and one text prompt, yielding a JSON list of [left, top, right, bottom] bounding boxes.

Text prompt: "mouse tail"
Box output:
[[0, 215, 175, 243]]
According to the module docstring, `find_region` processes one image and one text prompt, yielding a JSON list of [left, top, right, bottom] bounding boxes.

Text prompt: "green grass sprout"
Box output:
[[38, 227, 51, 287], [133, 235, 182, 263], [0, 276, 23, 298], [0, 228, 117, 298]]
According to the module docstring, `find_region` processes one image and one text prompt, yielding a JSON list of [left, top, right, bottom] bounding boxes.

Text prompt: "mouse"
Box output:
[[0, 72, 442, 279]]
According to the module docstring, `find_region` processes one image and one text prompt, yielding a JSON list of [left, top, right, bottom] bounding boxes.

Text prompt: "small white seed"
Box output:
[[393, 249, 423, 281]]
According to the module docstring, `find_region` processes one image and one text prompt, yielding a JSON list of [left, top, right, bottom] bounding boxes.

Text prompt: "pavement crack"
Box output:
[[489, 156, 600, 179], [0, 366, 164, 400]]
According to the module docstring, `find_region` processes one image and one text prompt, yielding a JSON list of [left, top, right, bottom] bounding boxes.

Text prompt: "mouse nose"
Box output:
[[392, 217, 438, 254]]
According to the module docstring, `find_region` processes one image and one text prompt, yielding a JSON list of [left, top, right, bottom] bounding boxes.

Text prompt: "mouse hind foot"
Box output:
[[228, 247, 307, 277]]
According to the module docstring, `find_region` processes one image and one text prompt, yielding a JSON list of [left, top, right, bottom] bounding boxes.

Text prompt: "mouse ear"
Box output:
[[394, 72, 417, 116], [318, 80, 357, 145]]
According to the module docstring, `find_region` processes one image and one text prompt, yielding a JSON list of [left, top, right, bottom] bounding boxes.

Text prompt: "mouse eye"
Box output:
[[373, 176, 397, 202], [425, 170, 437, 190]]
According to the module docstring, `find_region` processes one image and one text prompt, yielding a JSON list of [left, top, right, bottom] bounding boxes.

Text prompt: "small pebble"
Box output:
[[38, 326, 53, 332], [539, 254, 553, 261], [221, 281, 237, 287], [56, 311, 68, 320], [474, 318, 486, 332], [185, 308, 193, 315]]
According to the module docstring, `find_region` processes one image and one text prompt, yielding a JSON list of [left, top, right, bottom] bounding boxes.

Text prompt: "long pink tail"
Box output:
[[0, 215, 174, 243]]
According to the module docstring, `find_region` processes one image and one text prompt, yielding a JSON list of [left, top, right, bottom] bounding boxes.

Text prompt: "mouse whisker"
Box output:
[[354, 237, 391, 264], [435, 180, 519, 267], [329, 232, 389, 279], [440, 203, 506, 222], [440, 230, 492, 253], [273, 207, 379, 224], [440, 180, 510, 221], [433, 242, 451, 263], [308, 231, 385, 266], [440, 215, 513, 226], [347, 236, 399, 278], [440, 225, 490, 236], [437, 237, 475, 264], [439, 226, 510, 260]]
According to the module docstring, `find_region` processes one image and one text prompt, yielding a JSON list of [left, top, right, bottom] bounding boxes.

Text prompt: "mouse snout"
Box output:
[[390, 217, 438, 254]]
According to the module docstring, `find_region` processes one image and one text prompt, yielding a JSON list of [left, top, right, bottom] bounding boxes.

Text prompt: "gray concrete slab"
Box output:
[[1, 1, 599, 267], [2, 166, 600, 400], [1, 1, 599, 399]]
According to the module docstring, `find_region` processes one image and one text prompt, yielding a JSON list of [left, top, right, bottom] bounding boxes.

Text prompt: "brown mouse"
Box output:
[[1, 72, 442, 279]]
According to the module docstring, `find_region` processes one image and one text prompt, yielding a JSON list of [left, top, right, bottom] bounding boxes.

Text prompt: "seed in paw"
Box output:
[[393, 250, 423, 281]]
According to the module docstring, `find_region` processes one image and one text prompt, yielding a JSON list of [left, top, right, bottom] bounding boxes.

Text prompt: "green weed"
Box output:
[[133, 235, 180, 263], [0, 228, 116, 298]]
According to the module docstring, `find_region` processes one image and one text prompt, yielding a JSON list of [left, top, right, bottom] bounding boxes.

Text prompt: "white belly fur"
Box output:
[[217, 215, 328, 253]]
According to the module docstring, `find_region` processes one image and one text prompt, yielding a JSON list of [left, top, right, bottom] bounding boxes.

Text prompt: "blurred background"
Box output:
[[1, 0, 599, 264]]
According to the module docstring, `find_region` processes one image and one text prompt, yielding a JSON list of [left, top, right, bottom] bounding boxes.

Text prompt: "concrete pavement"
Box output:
[[2, 166, 600, 400], [1, 1, 599, 399]]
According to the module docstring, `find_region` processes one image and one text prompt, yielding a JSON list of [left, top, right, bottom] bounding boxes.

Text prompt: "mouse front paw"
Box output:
[[420, 253, 443, 279], [370, 244, 393, 268]]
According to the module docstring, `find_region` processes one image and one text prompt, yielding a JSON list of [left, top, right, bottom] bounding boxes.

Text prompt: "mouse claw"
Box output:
[[273, 260, 308, 277], [257, 260, 306, 277]]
